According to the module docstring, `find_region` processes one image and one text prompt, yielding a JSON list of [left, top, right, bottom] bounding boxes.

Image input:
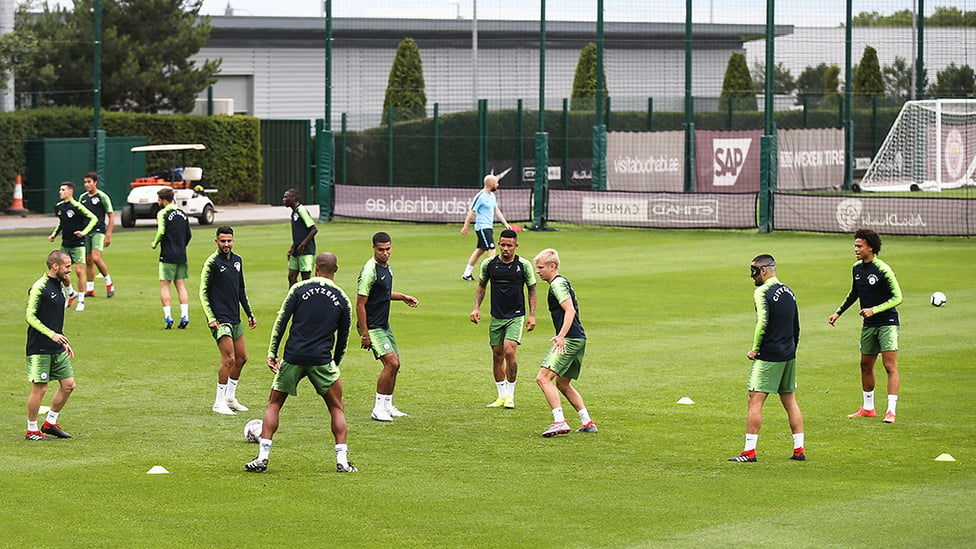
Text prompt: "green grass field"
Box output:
[[1, 221, 974, 548]]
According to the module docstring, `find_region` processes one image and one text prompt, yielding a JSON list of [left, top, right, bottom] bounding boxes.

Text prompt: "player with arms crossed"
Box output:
[[828, 228, 903, 424], [533, 248, 597, 437], [357, 232, 419, 422], [247, 252, 357, 473], [283, 188, 318, 286], [460, 172, 512, 280], [48, 182, 98, 312], [152, 187, 192, 329], [471, 229, 536, 408], [200, 226, 256, 415], [729, 255, 805, 462], [24, 251, 79, 440], [80, 172, 116, 298]]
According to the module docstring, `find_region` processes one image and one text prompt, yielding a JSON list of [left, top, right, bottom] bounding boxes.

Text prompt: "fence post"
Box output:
[[759, 131, 777, 233], [478, 99, 488, 178], [647, 97, 654, 130], [387, 108, 394, 186], [315, 118, 334, 221], [562, 98, 569, 188], [727, 96, 734, 130], [517, 99, 524, 187], [340, 113, 347, 184]]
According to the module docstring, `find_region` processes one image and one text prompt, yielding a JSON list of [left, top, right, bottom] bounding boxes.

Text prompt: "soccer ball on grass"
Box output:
[[930, 292, 947, 307], [244, 419, 263, 443]]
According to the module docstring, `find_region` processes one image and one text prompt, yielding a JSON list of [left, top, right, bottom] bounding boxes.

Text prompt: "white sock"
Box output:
[[258, 438, 272, 460], [577, 408, 592, 425], [335, 443, 349, 467], [507, 380, 516, 398], [463, 264, 474, 277], [86, 281, 94, 292], [887, 394, 898, 415], [226, 378, 239, 401], [66, 284, 76, 296], [551, 406, 565, 424], [215, 383, 227, 406], [180, 304, 189, 318], [792, 433, 805, 449], [28, 420, 38, 431], [77, 293, 85, 304], [384, 394, 394, 410], [163, 306, 172, 319], [104, 275, 112, 286], [744, 433, 759, 452], [374, 393, 387, 411], [862, 390, 875, 410], [495, 381, 506, 399], [45, 410, 60, 424]]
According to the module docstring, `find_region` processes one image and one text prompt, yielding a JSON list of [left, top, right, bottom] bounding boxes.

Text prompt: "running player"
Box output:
[[460, 172, 512, 280], [357, 232, 419, 422], [470, 229, 536, 408], [80, 172, 116, 298], [48, 181, 98, 311], [200, 226, 256, 415]]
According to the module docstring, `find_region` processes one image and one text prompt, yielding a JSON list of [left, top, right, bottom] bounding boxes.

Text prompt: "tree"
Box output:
[[824, 64, 841, 98], [796, 63, 829, 106], [10, 1, 220, 113], [570, 42, 607, 111], [719, 52, 756, 111], [382, 37, 427, 124], [853, 46, 884, 103], [928, 63, 975, 98], [752, 61, 796, 95]]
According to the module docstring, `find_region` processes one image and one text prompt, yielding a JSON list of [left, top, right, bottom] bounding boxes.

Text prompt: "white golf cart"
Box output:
[[120, 144, 217, 228]]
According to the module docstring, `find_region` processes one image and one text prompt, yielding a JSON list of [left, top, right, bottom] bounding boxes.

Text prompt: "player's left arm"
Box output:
[[494, 207, 511, 229], [526, 284, 537, 331], [267, 289, 296, 365], [240, 266, 256, 328], [393, 291, 419, 307], [199, 255, 218, 326], [103, 192, 115, 246], [296, 207, 318, 254], [75, 199, 98, 236], [334, 298, 352, 366], [151, 209, 166, 248]]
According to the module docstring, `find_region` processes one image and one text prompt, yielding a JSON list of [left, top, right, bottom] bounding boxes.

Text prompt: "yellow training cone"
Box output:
[[934, 454, 956, 462], [147, 466, 170, 474]]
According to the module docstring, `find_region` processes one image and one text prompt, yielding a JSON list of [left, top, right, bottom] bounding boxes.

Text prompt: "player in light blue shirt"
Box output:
[[460, 173, 511, 280]]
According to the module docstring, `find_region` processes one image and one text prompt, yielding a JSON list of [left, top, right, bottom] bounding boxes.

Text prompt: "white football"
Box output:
[[244, 419, 263, 443], [930, 292, 947, 307]]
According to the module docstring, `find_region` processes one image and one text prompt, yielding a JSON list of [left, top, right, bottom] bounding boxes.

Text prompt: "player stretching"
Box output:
[[828, 228, 903, 423], [533, 248, 597, 437], [152, 187, 192, 329], [80, 172, 116, 298], [357, 232, 419, 422], [283, 188, 318, 286], [24, 251, 79, 440], [460, 172, 511, 280], [201, 226, 256, 415], [471, 229, 536, 408], [729, 255, 805, 463], [48, 181, 98, 311], [247, 253, 356, 473]]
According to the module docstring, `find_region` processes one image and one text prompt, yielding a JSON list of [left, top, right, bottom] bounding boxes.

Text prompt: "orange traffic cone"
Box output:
[[7, 174, 29, 215]]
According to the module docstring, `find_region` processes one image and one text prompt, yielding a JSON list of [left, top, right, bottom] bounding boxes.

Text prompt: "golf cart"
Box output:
[[120, 144, 217, 228]]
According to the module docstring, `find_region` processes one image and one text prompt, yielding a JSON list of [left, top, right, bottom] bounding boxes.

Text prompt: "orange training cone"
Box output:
[[7, 174, 29, 216]]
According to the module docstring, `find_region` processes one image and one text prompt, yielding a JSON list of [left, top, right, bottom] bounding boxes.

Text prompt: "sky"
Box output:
[[191, 1, 973, 27]]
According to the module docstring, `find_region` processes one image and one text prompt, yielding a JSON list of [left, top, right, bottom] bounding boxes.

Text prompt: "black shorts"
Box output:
[[475, 228, 495, 251]]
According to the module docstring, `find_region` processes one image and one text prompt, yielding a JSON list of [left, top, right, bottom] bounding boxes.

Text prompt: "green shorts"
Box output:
[[26, 352, 73, 383], [541, 338, 586, 379], [861, 325, 899, 354], [288, 254, 315, 273], [365, 328, 397, 360], [159, 262, 189, 281], [489, 316, 524, 347], [271, 360, 340, 396], [85, 233, 106, 253], [747, 359, 797, 394], [211, 322, 245, 342], [62, 246, 85, 265]]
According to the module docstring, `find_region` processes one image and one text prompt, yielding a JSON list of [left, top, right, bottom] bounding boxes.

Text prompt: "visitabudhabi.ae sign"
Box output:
[[334, 185, 532, 223]]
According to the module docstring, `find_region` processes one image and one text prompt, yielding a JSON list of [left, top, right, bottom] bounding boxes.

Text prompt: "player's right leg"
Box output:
[[246, 390, 287, 473], [849, 351, 879, 418]]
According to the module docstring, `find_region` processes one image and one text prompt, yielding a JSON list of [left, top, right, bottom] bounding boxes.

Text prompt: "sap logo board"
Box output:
[[712, 138, 752, 186]]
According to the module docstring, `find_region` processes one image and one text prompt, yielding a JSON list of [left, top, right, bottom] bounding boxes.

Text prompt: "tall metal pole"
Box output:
[[683, 0, 694, 193], [317, 0, 335, 221], [532, 0, 550, 230], [472, 0, 478, 109], [844, 0, 854, 190], [591, 0, 607, 190], [758, 0, 776, 233], [595, 0, 604, 128], [916, 0, 925, 99], [91, 0, 104, 176]]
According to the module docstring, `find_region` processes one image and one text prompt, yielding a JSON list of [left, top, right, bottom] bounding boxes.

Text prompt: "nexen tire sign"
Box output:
[[695, 130, 762, 192]]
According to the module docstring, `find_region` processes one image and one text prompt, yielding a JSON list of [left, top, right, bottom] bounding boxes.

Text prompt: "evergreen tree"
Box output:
[[382, 37, 427, 124], [928, 63, 975, 98], [853, 46, 884, 104], [570, 43, 607, 111], [719, 52, 757, 111]]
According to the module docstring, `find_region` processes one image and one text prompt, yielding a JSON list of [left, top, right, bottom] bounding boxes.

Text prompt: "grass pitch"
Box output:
[[1, 221, 974, 547]]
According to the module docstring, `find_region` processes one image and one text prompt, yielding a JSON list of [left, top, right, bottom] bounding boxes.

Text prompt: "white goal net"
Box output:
[[859, 99, 976, 192]]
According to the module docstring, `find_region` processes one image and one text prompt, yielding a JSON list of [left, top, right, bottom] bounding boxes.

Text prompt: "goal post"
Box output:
[[858, 99, 976, 192]]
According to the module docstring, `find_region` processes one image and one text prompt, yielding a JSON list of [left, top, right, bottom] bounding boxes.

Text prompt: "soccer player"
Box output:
[[80, 172, 115, 298], [200, 226, 256, 415], [828, 228, 903, 424], [24, 250, 78, 440], [48, 181, 98, 312], [460, 172, 512, 280], [283, 188, 318, 287], [533, 248, 597, 437], [357, 232, 419, 422], [246, 252, 356, 473], [151, 187, 192, 329], [470, 229, 536, 408], [729, 255, 805, 463]]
